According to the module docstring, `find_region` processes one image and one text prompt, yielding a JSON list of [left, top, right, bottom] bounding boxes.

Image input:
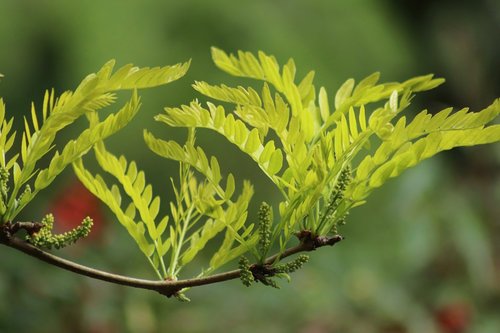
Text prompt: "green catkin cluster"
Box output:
[[334, 166, 352, 228], [257, 202, 271, 259], [239, 255, 310, 289], [17, 185, 31, 203], [0, 167, 9, 198], [274, 254, 309, 274], [225, 201, 310, 289], [239, 256, 255, 287], [259, 276, 279, 289], [29, 214, 93, 249], [319, 165, 352, 234], [0, 167, 32, 217], [336, 165, 352, 193], [0, 167, 9, 214]]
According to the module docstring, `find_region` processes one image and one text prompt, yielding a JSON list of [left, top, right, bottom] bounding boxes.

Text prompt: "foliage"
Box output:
[[157, 47, 500, 265], [0, 59, 189, 238], [1, 48, 499, 301], [142, 128, 257, 278]]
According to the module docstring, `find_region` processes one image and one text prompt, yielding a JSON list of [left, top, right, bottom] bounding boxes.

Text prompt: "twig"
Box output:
[[0, 223, 343, 297], [3, 221, 44, 236]]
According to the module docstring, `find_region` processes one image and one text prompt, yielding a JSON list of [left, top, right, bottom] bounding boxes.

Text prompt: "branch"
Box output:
[[0, 223, 343, 298], [4, 221, 44, 236]]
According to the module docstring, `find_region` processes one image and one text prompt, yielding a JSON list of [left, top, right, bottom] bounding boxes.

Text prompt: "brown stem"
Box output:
[[4, 221, 44, 236], [0, 223, 343, 298]]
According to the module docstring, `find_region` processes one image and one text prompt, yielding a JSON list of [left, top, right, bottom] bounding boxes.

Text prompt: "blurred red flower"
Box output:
[[435, 303, 471, 333], [49, 178, 105, 240]]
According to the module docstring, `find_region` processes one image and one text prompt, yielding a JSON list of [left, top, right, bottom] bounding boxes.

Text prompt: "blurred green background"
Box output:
[[1, 0, 499, 332]]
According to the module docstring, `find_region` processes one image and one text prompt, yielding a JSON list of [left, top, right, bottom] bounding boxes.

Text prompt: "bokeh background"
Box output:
[[1, 0, 499, 332]]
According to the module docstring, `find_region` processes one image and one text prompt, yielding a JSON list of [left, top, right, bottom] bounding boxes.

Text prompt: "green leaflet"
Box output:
[[181, 180, 256, 268], [17, 60, 188, 189], [180, 218, 223, 265], [209, 232, 259, 274], [24, 92, 141, 218], [335, 79, 355, 109], [0, 99, 17, 171], [322, 74, 444, 128], [96, 59, 191, 91], [156, 101, 285, 183], [145, 128, 257, 275], [347, 99, 500, 202], [211, 47, 318, 139], [93, 142, 164, 242], [73, 158, 158, 269], [193, 81, 263, 107], [1, 59, 189, 222], [144, 131, 226, 198], [169, 162, 253, 277], [192, 82, 270, 136], [73, 136, 173, 278]]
